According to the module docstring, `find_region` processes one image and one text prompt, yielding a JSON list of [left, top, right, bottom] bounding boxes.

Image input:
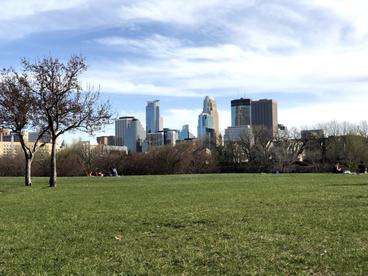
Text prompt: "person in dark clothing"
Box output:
[[358, 161, 366, 174], [333, 162, 343, 174]]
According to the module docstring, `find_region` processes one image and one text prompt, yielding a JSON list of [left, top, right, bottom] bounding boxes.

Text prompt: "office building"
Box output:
[[197, 96, 219, 144], [146, 100, 163, 134], [96, 135, 115, 146], [231, 98, 251, 127], [145, 132, 164, 148], [251, 99, 278, 137], [115, 116, 145, 153], [301, 129, 324, 140], [0, 128, 55, 156], [224, 125, 252, 142], [179, 125, 190, 140], [162, 128, 179, 146]]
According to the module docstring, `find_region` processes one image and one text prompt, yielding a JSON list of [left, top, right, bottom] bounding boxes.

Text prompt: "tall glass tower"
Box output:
[[197, 96, 219, 143], [115, 116, 145, 153], [231, 98, 251, 127], [146, 100, 162, 134]]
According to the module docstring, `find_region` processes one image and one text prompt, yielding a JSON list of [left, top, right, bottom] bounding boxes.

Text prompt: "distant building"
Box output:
[[28, 131, 51, 143], [146, 100, 163, 134], [197, 96, 219, 144], [224, 98, 252, 143], [115, 116, 145, 153], [96, 135, 115, 146], [251, 99, 278, 137], [301, 129, 324, 140], [179, 124, 190, 141], [198, 113, 214, 139], [101, 145, 128, 154], [0, 128, 55, 156], [162, 128, 179, 145], [231, 98, 251, 127], [224, 125, 252, 142], [145, 132, 164, 148]]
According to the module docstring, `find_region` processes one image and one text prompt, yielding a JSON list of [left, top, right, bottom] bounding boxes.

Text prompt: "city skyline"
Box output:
[[1, 1, 368, 142]]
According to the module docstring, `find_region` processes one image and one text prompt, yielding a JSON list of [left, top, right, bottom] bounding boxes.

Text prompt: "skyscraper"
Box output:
[[197, 96, 219, 143], [179, 124, 190, 140], [231, 98, 251, 127], [197, 113, 214, 138], [146, 100, 163, 134], [115, 116, 145, 153], [251, 99, 278, 136]]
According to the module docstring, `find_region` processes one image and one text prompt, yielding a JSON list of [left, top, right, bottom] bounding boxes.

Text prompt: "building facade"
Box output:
[[179, 124, 190, 140], [231, 98, 252, 127], [197, 96, 219, 144], [115, 117, 145, 153], [96, 135, 115, 146], [251, 99, 278, 137], [146, 100, 163, 134]]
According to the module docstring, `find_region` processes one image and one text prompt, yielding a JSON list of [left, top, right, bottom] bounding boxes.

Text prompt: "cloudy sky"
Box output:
[[1, 0, 368, 141]]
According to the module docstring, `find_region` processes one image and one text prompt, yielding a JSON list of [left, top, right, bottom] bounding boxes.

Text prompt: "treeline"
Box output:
[[0, 142, 217, 176], [2, 121, 368, 176]]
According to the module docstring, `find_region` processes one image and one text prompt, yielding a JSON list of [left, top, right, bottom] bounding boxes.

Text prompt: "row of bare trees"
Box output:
[[220, 122, 368, 173], [0, 56, 112, 187], [1, 120, 368, 176], [0, 142, 217, 176]]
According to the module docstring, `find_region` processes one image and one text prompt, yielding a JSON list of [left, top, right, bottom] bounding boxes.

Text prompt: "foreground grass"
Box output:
[[1, 174, 368, 275]]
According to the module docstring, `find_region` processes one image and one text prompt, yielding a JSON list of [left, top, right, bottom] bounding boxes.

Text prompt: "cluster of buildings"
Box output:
[[98, 100, 196, 153], [0, 128, 53, 156], [0, 96, 279, 157], [97, 96, 279, 153], [224, 98, 278, 142]]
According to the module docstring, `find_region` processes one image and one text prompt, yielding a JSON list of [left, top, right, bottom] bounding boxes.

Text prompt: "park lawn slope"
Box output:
[[1, 174, 368, 275]]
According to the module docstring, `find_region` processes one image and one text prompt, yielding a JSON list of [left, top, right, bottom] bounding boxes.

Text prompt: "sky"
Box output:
[[1, 0, 368, 143]]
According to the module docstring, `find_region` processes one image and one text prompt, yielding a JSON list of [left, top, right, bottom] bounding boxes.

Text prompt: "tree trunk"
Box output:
[[25, 157, 33, 186], [49, 139, 57, 187]]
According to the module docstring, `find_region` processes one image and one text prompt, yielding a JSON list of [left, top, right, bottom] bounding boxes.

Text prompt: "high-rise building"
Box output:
[[197, 96, 219, 143], [198, 113, 214, 138], [231, 98, 251, 127], [146, 100, 163, 134], [97, 135, 115, 146], [179, 125, 190, 140], [162, 128, 179, 145], [224, 125, 252, 142], [251, 99, 278, 137], [145, 132, 164, 149], [115, 116, 145, 153]]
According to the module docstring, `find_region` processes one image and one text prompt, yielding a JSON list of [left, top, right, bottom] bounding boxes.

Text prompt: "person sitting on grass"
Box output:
[[333, 162, 343, 174], [358, 161, 367, 174]]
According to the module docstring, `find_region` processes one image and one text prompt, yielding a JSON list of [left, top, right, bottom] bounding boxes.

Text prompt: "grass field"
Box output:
[[1, 174, 368, 275]]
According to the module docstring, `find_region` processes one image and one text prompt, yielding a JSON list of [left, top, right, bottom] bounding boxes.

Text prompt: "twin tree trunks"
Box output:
[[0, 55, 112, 187]]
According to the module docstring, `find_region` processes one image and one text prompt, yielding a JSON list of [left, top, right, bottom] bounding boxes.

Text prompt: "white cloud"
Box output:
[[0, 0, 89, 20], [88, 36, 368, 98], [2, 0, 368, 132], [279, 95, 368, 129]]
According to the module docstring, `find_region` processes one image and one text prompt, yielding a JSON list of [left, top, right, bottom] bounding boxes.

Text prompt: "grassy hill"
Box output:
[[1, 174, 368, 275]]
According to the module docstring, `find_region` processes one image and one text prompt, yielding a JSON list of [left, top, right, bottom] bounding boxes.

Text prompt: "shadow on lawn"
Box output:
[[326, 183, 368, 187]]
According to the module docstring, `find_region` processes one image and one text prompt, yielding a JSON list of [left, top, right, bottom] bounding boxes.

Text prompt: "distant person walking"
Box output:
[[333, 162, 343, 174], [358, 161, 367, 174]]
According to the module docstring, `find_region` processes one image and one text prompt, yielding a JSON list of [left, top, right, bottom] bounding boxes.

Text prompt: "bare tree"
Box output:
[[272, 127, 305, 172], [0, 69, 48, 186], [23, 56, 112, 187]]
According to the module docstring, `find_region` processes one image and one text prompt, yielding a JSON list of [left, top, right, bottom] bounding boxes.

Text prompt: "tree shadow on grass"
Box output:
[[325, 183, 368, 187]]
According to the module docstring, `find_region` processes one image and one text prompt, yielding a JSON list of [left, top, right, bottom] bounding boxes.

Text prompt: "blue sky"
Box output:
[[1, 0, 368, 143]]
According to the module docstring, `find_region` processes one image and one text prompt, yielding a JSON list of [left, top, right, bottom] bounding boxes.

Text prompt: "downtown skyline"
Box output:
[[1, 1, 368, 142]]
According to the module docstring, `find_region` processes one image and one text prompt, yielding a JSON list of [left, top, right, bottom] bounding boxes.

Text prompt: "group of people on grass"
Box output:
[[89, 167, 119, 177], [333, 161, 367, 174]]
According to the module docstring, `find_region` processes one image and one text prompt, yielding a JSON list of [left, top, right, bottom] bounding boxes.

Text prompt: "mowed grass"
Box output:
[[1, 174, 368, 275]]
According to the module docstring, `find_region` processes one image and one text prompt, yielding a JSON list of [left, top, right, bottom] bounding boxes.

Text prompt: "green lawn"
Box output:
[[1, 174, 368, 275]]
